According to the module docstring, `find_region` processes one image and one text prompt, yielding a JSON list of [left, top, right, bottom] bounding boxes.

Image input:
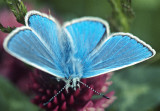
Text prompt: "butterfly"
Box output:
[[3, 10, 156, 104]]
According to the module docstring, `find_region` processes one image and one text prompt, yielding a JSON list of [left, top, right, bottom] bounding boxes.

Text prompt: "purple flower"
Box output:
[[30, 70, 115, 111]]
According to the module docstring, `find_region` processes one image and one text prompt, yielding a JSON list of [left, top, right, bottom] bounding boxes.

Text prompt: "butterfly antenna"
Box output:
[[78, 81, 110, 99], [43, 85, 66, 106]]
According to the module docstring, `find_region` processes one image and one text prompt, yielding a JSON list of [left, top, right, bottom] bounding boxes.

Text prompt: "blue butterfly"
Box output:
[[3, 11, 156, 104]]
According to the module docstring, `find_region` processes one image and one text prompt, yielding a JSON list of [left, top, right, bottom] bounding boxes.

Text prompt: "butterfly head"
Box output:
[[64, 76, 80, 91]]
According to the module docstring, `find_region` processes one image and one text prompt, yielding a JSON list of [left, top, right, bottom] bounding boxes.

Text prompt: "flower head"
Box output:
[[30, 70, 115, 111]]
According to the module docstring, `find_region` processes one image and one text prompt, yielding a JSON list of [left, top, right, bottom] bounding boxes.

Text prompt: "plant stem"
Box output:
[[5, 0, 27, 25], [108, 0, 133, 32], [0, 0, 27, 33], [0, 23, 15, 33]]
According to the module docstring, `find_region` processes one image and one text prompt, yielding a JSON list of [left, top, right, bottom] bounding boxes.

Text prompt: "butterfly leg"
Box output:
[[64, 77, 72, 92], [71, 77, 80, 90], [64, 77, 80, 91]]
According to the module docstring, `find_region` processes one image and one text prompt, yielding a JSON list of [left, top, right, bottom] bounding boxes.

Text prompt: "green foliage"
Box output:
[[121, 0, 135, 18], [108, 66, 160, 111], [5, 0, 27, 24], [0, 0, 27, 33], [0, 76, 43, 111], [0, 23, 15, 33], [36, 0, 112, 20], [0, 0, 5, 6], [108, 0, 131, 32]]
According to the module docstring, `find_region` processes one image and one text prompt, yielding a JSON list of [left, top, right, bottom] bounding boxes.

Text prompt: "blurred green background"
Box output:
[[0, 0, 160, 111]]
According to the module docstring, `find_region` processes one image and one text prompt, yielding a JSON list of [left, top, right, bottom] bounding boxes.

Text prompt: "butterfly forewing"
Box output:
[[4, 11, 71, 78], [64, 17, 109, 60]]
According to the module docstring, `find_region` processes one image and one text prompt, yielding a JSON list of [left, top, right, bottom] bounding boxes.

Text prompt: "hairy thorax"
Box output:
[[63, 57, 83, 91]]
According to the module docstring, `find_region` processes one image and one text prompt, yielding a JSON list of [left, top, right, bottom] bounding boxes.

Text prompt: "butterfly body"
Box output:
[[3, 11, 156, 90], [62, 57, 83, 90]]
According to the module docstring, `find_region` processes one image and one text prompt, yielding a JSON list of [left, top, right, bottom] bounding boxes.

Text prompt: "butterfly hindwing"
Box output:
[[26, 11, 62, 62], [82, 33, 155, 78]]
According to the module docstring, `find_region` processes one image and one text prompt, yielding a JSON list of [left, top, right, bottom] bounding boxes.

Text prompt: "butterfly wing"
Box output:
[[4, 11, 71, 78], [4, 13, 156, 79], [63, 17, 155, 78], [63, 17, 109, 60], [82, 33, 156, 78]]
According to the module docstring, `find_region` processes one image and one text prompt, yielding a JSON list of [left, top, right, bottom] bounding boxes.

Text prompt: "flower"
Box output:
[[30, 70, 115, 111], [78, 91, 116, 111]]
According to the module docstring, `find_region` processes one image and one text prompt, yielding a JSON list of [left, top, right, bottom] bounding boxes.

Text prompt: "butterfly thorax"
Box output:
[[63, 57, 83, 90]]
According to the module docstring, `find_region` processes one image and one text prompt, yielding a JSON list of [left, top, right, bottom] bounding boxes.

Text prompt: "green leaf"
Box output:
[[108, 66, 160, 111], [0, 76, 43, 111]]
